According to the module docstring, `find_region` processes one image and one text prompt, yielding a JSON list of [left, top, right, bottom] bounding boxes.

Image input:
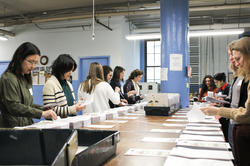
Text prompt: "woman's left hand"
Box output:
[[200, 106, 219, 116]]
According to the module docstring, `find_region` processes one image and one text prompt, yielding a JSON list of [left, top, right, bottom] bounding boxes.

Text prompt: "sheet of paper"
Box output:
[[125, 148, 170, 157], [182, 130, 223, 136], [176, 140, 230, 150], [170, 54, 183, 71], [150, 129, 182, 133], [185, 126, 221, 131], [169, 147, 234, 160], [171, 115, 187, 118], [166, 119, 188, 122], [179, 134, 224, 142], [117, 116, 138, 120], [141, 137, 177, 143], [86, 124, 114, 128], [187, 107, 206, 122], [104, 120, 128, 123], [204, 96, 230, 104], [163, 123, 186, 127], [187, 123, 221, 127], [164, 156, 234, 166]]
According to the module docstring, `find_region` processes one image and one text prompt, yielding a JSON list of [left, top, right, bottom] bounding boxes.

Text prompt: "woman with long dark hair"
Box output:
[[78, 62, 120, 113], [0, 42, 57, 128], [198, 75, 217, 102], [123, 69, 144, 104], [43, 54, 85, 118]]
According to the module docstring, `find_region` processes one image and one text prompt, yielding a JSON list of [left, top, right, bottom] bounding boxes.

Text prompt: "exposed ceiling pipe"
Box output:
[[0, 29, 15, 36], [1, 3, 250, 27]]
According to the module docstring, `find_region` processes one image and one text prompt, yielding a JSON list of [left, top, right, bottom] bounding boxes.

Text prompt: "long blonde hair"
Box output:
[[232, 37, 250, 81], [79, 62, 104, 94]]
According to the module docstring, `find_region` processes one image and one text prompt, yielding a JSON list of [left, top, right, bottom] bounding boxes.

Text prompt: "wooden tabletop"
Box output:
[[83, 110, 187, 166]]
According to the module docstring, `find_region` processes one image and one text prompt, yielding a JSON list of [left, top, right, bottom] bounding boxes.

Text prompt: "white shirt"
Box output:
[[78, 81, 120, 113]]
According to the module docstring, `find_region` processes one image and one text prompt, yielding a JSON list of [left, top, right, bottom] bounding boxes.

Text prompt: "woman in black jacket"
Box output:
[[124, 69, 144, 104]]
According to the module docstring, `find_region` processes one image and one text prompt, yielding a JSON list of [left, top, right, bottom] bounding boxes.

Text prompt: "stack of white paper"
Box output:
[[164, 156, 234, 166], [182, 130, 223, 136], [179, 134, 225, 142], [169, 147, 233, 160], [141, 137, 177, 143], [166, 119, 188, 122], [117, 116, 138, 120], [86, 124, 115, 128], [125, 148, 170, 157], [162, 123, 186, 127], [176, 140, 230, 150], [150, 129, 182, 133], [104, 120, 128, 123], [187, 123, 221, 127], [185, 126, 221, 131]]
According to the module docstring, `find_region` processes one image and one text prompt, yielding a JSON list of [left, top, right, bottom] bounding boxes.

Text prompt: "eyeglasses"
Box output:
[[25, 59, 38, 65]]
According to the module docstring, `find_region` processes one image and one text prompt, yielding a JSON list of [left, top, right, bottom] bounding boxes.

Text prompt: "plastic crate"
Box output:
[[0, 129, 77, 166], [72, 129, 119, 166]]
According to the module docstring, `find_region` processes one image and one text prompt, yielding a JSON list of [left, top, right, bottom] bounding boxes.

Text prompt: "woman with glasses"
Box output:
[[43, 54, 86, 118], [0, 42, 57, 128]]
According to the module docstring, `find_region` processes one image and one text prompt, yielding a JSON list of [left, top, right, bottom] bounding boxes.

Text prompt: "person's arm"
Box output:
[[106, 83, 120, 105], [43, 81, 77, 117], [202, 84, 250, 123], [0, 76, 42, 118]]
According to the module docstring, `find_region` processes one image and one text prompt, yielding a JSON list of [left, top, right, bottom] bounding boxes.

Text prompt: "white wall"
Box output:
[[0, 16, 140, 80]]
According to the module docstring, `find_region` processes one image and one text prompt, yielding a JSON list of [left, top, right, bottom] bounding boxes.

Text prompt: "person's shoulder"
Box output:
[[0, 71, 18, 83], [44, 75, 59, 87]]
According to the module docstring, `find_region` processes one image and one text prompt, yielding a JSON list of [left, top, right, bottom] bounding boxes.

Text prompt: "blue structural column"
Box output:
[[160, 0, 189, 108]]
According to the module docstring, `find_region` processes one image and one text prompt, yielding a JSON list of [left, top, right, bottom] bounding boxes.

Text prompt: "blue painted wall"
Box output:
[[160, 0, 189, 108]]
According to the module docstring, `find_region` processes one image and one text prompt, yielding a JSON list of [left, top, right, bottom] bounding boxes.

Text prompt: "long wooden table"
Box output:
[[83, 109, 187, 166]]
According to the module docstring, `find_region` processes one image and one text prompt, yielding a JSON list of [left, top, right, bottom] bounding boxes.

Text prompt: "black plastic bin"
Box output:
[[0, 129, 77, 166], [72, 129, 120, 166], [144, 106, 174, 116]]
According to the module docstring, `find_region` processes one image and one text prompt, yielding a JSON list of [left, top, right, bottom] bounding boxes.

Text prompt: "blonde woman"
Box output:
[[201, 37, 250, 166], [78, 62, 120, 113]]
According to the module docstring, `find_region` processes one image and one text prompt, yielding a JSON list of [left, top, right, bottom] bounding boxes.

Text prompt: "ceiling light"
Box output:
[[189, 29, 244, 37], [0, 36, 8, 41], [125, 33, 161, 40], [126, 29, 244, 40]]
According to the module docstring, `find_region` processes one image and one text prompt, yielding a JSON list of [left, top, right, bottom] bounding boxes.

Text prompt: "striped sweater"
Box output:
[[43, 75, 76, 117]]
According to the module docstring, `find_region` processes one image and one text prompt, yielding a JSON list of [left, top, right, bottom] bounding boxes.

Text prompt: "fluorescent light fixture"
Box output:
[[125, 29, 244, 40], [0, 36, 8, 41], [126, 33, 161, 40], [189, 29, 244, 37]]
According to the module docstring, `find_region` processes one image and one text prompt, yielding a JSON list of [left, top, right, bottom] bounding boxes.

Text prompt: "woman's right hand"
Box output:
[[76, 103, 86, 111], [114, 87, 120, 92], [127, 90, 136, 97], [42, 109, 57, 120]]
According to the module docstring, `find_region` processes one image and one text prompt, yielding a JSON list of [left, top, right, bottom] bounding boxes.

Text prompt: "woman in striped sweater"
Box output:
[[43, 54, 85, 118]]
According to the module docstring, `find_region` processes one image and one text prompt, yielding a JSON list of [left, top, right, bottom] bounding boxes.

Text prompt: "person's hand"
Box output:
[[215, 115, 221, 120], [42, 109, 57, 120], [76, 103, 86, 111], [115, 87, 120, 93], [121, 99, 128, 104], [127, 90, 136, 97], [140, 95, 144, 99], [200, 106, 219, 116]]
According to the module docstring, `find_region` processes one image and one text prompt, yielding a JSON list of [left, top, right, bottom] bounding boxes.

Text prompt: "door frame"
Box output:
[[78, 56, 110, 82]]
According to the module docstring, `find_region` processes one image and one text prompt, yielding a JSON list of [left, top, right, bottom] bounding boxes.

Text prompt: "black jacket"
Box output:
[[123, 79, 141, 104]]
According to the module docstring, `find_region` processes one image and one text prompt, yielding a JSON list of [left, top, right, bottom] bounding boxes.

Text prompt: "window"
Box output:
[[145, 40, 161, 83]]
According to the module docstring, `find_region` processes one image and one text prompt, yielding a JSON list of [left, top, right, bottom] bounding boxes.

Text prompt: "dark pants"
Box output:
[[219, 117, 229, 142], [233, 124, 250, 166]]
